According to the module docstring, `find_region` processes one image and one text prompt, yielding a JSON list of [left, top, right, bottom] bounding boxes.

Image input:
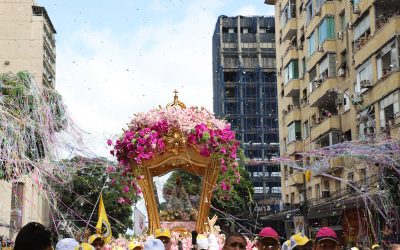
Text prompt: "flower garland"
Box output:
[[108, 106, 240, 205]]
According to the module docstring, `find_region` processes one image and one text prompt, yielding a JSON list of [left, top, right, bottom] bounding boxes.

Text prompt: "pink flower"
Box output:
[[107, 139, 113, 146], [220, 147, 227, 154], [117, 197, 125, 204], [123, 186, 130, 193]]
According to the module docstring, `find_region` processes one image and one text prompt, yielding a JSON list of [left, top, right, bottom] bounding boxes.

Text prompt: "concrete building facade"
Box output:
[[0, 0, 56, 238], [264, 0, 400, 245], [212, 16, 281, 214]]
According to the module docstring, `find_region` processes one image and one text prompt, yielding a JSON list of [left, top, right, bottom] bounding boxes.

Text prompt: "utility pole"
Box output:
[[302, 172, 309, 237]]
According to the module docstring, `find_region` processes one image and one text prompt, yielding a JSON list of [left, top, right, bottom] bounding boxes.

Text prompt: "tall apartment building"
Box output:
[[212, 16, 281, 214], [0, 0, 56, 238], [265, 0, 400, 245]]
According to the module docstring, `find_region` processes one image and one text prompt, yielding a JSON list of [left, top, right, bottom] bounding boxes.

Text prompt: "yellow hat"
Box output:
[[128, 242, 143, 250], [155, 228, 171, 239], [74, 243, 95, 250], [88, 234, 103, 245], [290, 233, 311, 250], [372, 245, 380, 250]]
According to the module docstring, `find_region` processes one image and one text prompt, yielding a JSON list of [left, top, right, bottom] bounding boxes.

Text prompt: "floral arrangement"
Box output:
[[108, 106, 240, 205], [159, 208, 198, 221], [103, 232, 257, 250]]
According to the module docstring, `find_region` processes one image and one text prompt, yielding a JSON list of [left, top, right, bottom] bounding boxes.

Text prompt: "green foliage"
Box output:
[[53, 156, 135, 236], [212, 149, 254, 217]]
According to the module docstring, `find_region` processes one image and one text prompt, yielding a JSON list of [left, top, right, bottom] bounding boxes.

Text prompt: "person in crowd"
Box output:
[[128, 241, 143, 250], [155, 229, 172, 250], [222, 232, 247, 250], [88, 234, 105, 250], [389, 244, 400, 250], [56, 238, 79, 250], [74, 243, 95, 250], [282, 240, 291, 250], [290, 233, 312, 250], [144, 239, 165, 250], [14, 222, 53, 250], [256, 227, 280, 250], [371, 244, 382, 250], [314, 227, 340, 250]]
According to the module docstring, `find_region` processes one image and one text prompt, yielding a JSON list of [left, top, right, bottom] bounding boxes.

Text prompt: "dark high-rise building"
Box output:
[[212, 16, 281, 214]]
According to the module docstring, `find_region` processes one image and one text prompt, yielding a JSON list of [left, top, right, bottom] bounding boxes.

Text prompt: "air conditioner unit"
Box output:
[[337, 31, 344, 40], [360, 79, 373, 89], [352, 92, 363, 104], [335, 94, 344, 106], [322, 190, 331, 198], [315, 7, 321, 16], [347, 22, 353, 30], [338, 67, 345, 77], [353, 5, 361, 15], [318, 45, 324, 52]]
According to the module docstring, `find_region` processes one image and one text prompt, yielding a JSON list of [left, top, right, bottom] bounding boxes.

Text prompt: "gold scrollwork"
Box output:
[[164, 129, 188, 155]]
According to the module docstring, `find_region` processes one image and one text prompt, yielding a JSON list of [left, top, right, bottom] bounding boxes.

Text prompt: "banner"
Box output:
[[95, 194, 112, 243], [134, 208, 146, 235], [293, 216, 305, 234]]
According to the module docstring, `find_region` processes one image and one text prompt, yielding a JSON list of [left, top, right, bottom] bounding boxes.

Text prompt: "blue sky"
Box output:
[[36, 0, 275, 231]]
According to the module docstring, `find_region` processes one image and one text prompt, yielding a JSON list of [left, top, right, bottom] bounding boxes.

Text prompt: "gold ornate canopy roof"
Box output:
[[166, 90, 186, 109], [131, 92, 219, 234]]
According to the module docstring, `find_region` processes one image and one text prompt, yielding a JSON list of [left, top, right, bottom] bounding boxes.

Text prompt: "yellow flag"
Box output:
[[305, 170, 311, 182], [95, 194, 112, 243]]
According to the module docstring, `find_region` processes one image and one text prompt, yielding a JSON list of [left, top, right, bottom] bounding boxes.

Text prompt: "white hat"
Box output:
[[144, 239, 165, 250], [56, 238, 79, 250], [197, 234, 209, 250]]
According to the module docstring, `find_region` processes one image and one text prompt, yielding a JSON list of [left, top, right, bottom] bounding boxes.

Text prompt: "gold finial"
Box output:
[[166, 90, 186, 109]]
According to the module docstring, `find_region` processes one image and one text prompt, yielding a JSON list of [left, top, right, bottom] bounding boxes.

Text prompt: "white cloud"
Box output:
[[56, 0, 223, 157]]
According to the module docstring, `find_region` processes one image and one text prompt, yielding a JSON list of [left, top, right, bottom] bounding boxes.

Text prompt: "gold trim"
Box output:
[[166, 90, 186, 109]]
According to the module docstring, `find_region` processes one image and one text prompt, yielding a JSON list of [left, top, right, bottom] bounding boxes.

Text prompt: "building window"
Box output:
[[271, 172, 281, 177], [224, 56, 239, 68], [344, 90, 350, 112], [307, 31, 317, 57], [353, 13, 371, 51], [284, 60, 299, 85], [319, 53, 337, 81], [355, 59, 372, 93], [377, 40, 399, 80], [272, 187, 281, 193], [287, 121, 301, 143], [281, 0, 296, 27], [309, 67, 317, 93], [318, 16, 335, 45], [303, 120, 310, 139], [306, 0, 314, 24], [254, 186, 264, 193], [379, 91, 399, 130], [262, 56, 276, 68], [242, 56, 258, 68], [340, 11, 346, 31], [335, 180, 341, 192], [315, 184, 321, 199]]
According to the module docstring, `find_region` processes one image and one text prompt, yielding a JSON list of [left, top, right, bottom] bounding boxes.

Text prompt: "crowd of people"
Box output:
[[6, 218, 400, 250]]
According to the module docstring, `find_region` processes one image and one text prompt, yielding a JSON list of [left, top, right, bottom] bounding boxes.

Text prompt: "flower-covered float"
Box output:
[[108, 91, 240, 234]]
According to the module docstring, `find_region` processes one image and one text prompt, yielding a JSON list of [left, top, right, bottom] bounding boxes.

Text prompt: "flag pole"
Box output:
[[85, 179, 108, 233]]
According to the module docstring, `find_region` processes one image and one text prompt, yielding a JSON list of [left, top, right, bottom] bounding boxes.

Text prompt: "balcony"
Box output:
[[354, 0, 374, 16], [285, 108, 301, 124], [286, 140, 303, 155], [309, 78, 338, 107], [282, 18, 297, 41], [354, 16, 400, 67], [306, 40, 336, 70], [288, 171, 304, 186], [314, 158, 344, 176], [284, 79, 300, 97], [310, 115, 341, 141], [305, 2, 336, 38], [362, 70, 400, 107], [283, 48, 298, 69], [264, 0, 276, 5]]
